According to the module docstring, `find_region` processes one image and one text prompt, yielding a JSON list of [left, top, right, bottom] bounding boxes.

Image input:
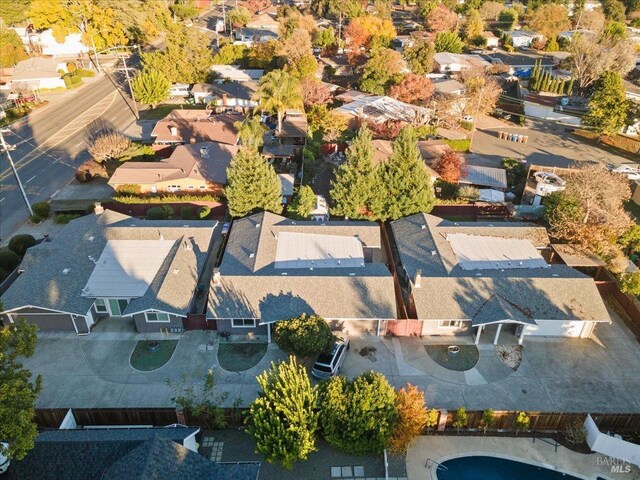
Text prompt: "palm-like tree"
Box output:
[[255, 70, 303, 134], [234, 115, 267, 149]]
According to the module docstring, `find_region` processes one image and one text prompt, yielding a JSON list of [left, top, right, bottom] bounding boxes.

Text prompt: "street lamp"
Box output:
[[0, 128, 33, 217]]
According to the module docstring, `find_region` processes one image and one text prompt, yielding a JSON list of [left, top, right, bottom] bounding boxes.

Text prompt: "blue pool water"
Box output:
[[435, 455, 583, 480]]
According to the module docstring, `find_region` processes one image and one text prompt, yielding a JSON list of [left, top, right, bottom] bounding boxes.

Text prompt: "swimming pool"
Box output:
[[434, 455, 584, 480]]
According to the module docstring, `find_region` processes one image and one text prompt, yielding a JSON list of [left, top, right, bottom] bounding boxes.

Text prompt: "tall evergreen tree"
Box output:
[[377, 127, 435, 220], [225, 148, 283, 217], [131, 69, 170, 108], [582, 71, 628, 137], [330, 126, 381, 219], [245, 357, 319, 469], [288, 185, 317, 220]]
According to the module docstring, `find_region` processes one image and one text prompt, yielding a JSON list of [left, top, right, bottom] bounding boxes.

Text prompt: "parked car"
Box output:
[[169, 83, 191, 98], [221, 222, 230, 236], [0, 442, 9, 474], [608, 164, 640, 181], [311, 335, 350, 380], [533, 171, 566, 197]]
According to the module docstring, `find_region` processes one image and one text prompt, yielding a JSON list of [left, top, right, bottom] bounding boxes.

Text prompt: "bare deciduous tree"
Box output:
[[88, 132, 131, 163], [460, 68, 502, 116], [567, 34, 636, 90]]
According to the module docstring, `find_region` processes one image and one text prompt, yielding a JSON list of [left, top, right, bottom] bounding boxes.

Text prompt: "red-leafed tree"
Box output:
[[344, 20, 369, 64], [301, 79, 332, 106], [425, 4, 458, 33], [434, 148, 466, 183], [388, 74, 435, 105]]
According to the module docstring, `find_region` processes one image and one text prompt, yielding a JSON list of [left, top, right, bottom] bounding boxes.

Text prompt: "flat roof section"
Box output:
[[447, 233, 549, 270], [274, 232, 365, 270], [82, 239, 175, 297]]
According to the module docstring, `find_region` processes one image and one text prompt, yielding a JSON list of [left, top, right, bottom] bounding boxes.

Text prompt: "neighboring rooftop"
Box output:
[[279, 111, 308, 138], [12, 57, 61, 80], [1, 211, 215, 317], [461, 165, 507, 190], [390, 213, 611, 323], [151, 111, 244, 145], [335, 95, 430, 124], [191, 81, 258, 101], [274, 232, 365, 270]]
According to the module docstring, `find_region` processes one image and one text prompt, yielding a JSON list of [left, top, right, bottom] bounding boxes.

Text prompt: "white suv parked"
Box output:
[[311, 336, 350, 380]]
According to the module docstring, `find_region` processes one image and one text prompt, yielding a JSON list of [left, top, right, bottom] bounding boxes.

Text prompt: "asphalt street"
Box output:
[[0, 72, 137, 240]]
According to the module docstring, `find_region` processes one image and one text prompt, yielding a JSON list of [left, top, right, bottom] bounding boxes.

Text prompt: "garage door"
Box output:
[[326, 320, 379, 337], [23, 313, 77, 332], [525, 320, 584, 337]]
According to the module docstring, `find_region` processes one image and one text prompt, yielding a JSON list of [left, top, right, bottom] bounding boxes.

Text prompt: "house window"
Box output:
[[146, 312, 170, 322], [94, 298, 108, 313], [187, 185, 194, 189], [232, 319, 256, 328], [438, 320, 464, 328], [199, 185, 206, 189]]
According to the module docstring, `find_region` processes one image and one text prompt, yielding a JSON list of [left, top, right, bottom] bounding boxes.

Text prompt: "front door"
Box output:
[[107, 299, 129, 316]]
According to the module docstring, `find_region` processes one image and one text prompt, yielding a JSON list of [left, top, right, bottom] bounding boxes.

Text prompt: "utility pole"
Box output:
[[0, 129, 33, 217], [468, 86, 485, 152], [89, 34, 102, 74], [120, 55, 139, 120]]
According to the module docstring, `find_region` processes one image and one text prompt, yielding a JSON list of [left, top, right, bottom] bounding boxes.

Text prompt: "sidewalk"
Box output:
[[0, 217, 65, 247]]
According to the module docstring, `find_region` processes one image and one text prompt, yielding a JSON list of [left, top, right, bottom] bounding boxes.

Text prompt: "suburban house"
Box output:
[[246, 13, 280, 32], [278, 110, 308, 152], [502, 30, 543, 48], [12, 27, 90, 56], [6, 424, 260, 480], [11, 57, 66, 89], [207, 211, 398, 340], [335, 95, 430, 128], [233, 28, 278, 45], [483, 31, 500, 49], [151, 110, 244, 145], [432, 78, 466, 96], [391, 213, 611, 343], [433, 52, 491, 73], [523, 93, 582, 126], [190, 82, 258, 112], [0, 211, 216, 334], [319, 55, 353, 77], [482, 52, 555, 77], [211, 64, 264, 82], [108, 141, 240, 194], [460, 165, 508, 190]]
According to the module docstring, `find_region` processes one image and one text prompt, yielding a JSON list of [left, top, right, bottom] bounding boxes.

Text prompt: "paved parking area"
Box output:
[[470, 116, 637, 169], [22, 302, 640, 413]]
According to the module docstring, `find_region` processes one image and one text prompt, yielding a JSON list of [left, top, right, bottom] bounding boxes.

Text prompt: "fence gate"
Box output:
[[183, 314, 216, 331], [386, 319, 422, 337]]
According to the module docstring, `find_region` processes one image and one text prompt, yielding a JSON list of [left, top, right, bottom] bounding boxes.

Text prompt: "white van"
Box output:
[[169, 84, 191, 98]]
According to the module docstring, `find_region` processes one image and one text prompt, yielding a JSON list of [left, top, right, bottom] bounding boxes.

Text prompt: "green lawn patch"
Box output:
[[425, 344, 479, 371], [130, 340, 178, 371], [625, 201, 640, 223], [217, 342, 267, 372]]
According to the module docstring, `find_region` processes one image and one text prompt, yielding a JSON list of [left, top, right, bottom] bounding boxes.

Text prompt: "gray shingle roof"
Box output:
[[391, 213, 610, 323], [207, 212, 397, 322], [7, 428, 259, 480], [1, 211, 215, 317]]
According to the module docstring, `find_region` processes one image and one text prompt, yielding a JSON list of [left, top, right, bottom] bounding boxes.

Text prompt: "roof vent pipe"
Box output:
[[414, 269, 422, 289]]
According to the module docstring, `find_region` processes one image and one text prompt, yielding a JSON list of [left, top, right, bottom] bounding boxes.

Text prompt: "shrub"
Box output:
[[443, 138, 471, 152], [8, 234, 36, 256], [564, 419, 587, 445], [180, 206, 194, 220], [75, 160, 107, 182], [458, 185, 480, 201], [452, 406, 468, 433], [30, 214, 44, 224], [116, 184, 142, 195], [66, 62, 77, 73], [436, 180, 459, 200], [32, 202, 51, 218], [480, 408, 495, 434], [389, 384, 431, 454], [197, 205, 211, 219], [460, 121, 473, 131], [147, 205, 173, 220], [70, 75, 82, 85], [76, 68, 95, 77], [113, 193, 219, 204], [515, 411, 530, 434], [0, 268, 6, 283], [0, 250, 20, 271], [54, 214, 82, 224], [273, 314, 335, 358]]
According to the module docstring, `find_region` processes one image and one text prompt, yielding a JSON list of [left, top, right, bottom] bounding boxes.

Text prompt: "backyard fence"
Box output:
[[594, 270, 640, 343], [103, 201, 226, 219], [35, 408, 640, 434]]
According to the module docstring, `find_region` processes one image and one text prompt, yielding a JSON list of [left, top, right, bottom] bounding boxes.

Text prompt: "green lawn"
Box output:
[[217, 343, 267, 372], [130, 340, 178, 371], [140, 104, 206, 119]]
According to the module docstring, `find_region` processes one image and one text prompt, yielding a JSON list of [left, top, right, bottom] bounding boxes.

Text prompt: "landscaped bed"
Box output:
[[130, 340, 178, 371], [425, 344, 479, 371], [217, 343, 267, 372]]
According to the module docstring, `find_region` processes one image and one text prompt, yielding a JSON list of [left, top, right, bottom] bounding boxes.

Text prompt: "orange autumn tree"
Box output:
[[389, 384, 433, 454], [434, 148, 466, 183]]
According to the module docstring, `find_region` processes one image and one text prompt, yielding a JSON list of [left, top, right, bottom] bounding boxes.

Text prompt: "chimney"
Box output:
[[189, 136, 196, 144], [43, 234, 50, 242], [413, 269, 422, 289], [213, 268, 221, 286], [200, 146, 209, 157], [170, 125, 177, 136], [94, 202, 104, 215], [222, 93, 228, 106]]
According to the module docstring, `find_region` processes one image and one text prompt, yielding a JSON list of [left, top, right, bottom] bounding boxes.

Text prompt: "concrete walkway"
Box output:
[[407, 436, 639, 480]]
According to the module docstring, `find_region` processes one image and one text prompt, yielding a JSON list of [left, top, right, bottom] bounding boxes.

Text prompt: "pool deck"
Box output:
[[407, 436, 639, 480]]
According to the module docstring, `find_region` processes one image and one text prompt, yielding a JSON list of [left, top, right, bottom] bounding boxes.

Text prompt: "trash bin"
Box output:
[[523, 136, 529, 143]]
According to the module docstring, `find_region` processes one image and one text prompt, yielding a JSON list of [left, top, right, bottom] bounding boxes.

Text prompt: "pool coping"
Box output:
[[427, 451, 615, 480]]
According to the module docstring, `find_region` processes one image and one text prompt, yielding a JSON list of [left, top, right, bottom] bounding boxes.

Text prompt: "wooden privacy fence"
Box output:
[[36, 408, 640, 434], [595, 269, 640, 343], [437, 411, 640, 433], [103, 201, 226, 219]]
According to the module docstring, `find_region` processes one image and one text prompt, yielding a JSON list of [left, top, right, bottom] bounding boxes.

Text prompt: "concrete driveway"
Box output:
[[469, 116, 637, 169], [24, 305, 639, 412]]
